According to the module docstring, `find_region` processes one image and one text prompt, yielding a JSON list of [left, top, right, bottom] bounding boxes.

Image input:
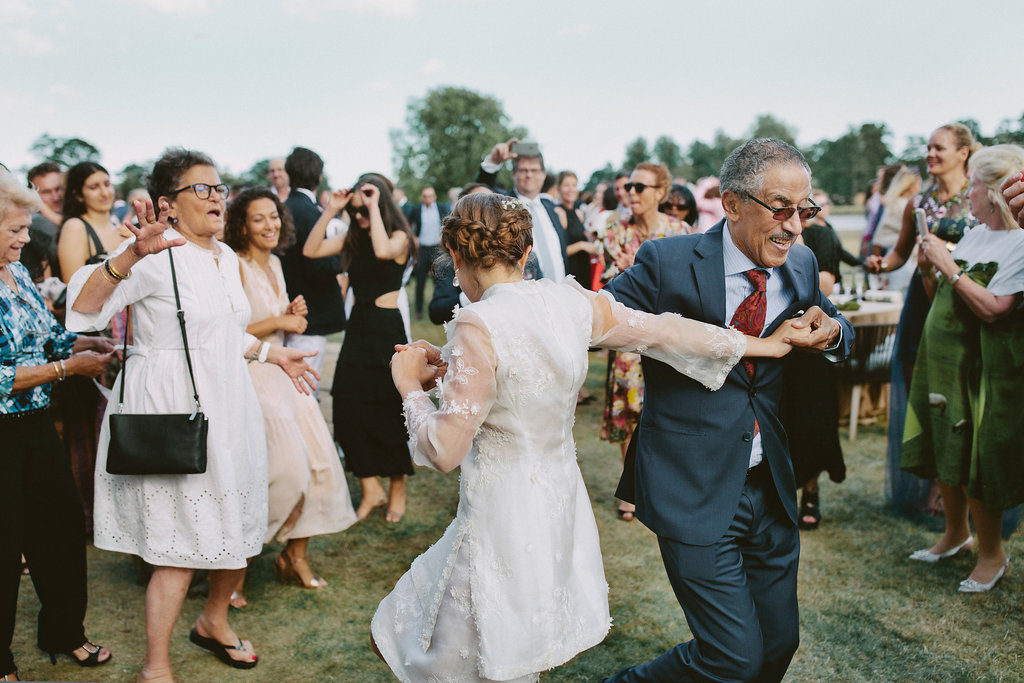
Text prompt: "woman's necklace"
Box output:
[[926, 179, 969, 219]]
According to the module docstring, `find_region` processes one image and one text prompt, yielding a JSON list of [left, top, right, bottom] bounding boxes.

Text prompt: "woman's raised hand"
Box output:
[[269, 346, 321, 395], [128, 198, 186, 257], [328, 189, 352, 213], [360, 183, 380, 208]]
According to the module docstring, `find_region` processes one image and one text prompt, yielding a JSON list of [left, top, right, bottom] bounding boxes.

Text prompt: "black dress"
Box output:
[[331, 238, 414, 478], [561, 205, 593, 290], [778, 223, 846, 485]]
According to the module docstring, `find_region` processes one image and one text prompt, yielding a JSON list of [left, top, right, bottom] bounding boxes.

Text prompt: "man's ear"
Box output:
[[722, 190, 743, 222]]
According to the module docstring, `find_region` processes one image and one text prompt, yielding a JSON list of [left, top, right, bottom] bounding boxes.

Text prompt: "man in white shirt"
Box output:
[[475, 139, 567, 280], [268, 157, 290, 202], [408, 187, 450, 319]]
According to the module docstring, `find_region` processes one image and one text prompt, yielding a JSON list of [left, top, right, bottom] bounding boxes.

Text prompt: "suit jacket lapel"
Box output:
[[692, 222, 727, 327], [765, 253, 811, 333]]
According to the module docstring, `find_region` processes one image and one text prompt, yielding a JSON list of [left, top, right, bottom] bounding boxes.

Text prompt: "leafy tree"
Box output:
[[894, 134, 928, 177], [622, 137, 650, 170], [243, 158, 272, 187], [390, 86, 527, 197], [688, 130, 741, 179], [652, 135, 693, 180], [117, 163, 149, 197], [956, 118, 990, 146], [807, 123, 893, 204], [746, 114, 798, 147], [30, 133, 101, 167], [584, 162, 618, 193], [992, 113, 1024, 145]]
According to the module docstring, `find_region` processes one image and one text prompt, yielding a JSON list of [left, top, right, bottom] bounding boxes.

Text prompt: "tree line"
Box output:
[[22, 87, 1024, 207]]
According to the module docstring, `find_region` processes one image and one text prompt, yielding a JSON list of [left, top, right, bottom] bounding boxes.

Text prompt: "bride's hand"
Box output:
[[395, 340, 447, 387], [391, 347, 438, 393], [766, 319, 810, 356], [128, 199, 186, 257]]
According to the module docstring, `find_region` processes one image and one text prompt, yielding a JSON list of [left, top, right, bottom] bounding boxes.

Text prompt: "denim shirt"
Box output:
[[0, 261, 77, 413]]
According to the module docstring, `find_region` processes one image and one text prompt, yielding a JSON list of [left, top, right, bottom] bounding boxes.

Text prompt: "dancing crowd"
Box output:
[[2, 124, 1023, 682]]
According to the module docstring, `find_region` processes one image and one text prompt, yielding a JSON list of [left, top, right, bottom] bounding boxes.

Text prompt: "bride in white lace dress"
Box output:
[[372, 194, 799, 682]]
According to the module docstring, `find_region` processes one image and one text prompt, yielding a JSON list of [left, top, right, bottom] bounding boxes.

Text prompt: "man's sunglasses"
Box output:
[[743, 192, 821, 221], [624, 182, 660, 194]]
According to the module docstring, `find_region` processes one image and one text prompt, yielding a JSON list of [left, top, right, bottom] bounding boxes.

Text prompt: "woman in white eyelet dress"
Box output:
[[372, 194, 794, 683]]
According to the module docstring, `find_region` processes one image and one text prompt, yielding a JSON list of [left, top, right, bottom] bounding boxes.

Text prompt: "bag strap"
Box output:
[[117, 248, 203, 415]]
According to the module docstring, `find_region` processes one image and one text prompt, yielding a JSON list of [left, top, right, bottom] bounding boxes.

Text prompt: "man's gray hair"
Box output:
[[719, 138, 810, 198]]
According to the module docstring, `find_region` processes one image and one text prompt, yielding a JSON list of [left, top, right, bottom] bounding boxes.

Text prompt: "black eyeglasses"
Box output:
[[743, 192, 821, 221], [624, 182, 660, 194], [169, 183, 230, 200]]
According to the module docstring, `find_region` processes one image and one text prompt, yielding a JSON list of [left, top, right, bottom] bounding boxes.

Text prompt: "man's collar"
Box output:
[[514, 189, 540, 203], [722, 221, 774, 278], [295, 187, 317, 202]]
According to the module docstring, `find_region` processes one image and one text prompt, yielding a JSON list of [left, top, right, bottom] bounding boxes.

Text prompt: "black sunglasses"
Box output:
[[347, 205, 369, 218], [624, 182, 660, 194], [663, 202, 692, 212], [743, 192, 821, 221], [169, 183, 230, 200]]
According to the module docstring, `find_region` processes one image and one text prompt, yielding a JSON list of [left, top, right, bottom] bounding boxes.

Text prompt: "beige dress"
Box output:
[[239, 254, 357, 543]]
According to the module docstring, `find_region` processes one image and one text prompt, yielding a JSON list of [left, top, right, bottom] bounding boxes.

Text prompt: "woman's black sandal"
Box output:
[[798, 489, 821, 530], [189, 628, 258, 669], [46, 640, 111, 667]]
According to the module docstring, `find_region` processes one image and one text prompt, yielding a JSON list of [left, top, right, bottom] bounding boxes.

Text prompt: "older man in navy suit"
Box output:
[[603, 139, 854, 683]]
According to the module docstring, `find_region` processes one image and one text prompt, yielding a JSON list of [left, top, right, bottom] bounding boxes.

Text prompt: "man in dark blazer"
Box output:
[[475, 138, 567, 281], [279, 146, 345, 379], [407, 186, 450, 319], [603, 139, 854, 683]]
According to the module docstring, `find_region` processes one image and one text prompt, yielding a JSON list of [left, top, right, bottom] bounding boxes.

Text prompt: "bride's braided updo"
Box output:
[[441, 193, 533, 270]]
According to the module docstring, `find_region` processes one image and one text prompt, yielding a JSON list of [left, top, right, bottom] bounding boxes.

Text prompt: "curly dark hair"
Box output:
[[441, 193, 533, 270], [146, 148, 216, 219], [339, 172, 416, 271], [222, 187, 295, 255], [61, 161, 108, 219]]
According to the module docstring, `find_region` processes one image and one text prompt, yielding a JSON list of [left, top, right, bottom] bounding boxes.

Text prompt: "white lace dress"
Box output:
[[65, 234, 268, 569], [371, 278, 744, 682]]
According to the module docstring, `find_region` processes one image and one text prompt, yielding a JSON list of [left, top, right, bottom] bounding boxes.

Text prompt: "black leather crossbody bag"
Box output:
[[107, 249, 208, 475]]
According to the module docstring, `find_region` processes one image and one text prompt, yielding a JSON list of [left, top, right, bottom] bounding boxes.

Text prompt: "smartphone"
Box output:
[[510, 141, 540, 157], [915, 208, 929, 240]]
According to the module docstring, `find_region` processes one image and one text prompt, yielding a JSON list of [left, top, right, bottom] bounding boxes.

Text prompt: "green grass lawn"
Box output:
[[13, 287, 1023, 682]]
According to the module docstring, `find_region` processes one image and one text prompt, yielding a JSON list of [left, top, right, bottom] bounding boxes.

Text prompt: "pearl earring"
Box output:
[[453, 270, 460, 288]]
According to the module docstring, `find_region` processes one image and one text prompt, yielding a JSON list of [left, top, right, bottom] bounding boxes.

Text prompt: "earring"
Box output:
[[453, 270, 460, 288]]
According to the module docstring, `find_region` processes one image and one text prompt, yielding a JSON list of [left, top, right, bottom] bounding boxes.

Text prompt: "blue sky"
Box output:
[[2, 0, 1021, 188]]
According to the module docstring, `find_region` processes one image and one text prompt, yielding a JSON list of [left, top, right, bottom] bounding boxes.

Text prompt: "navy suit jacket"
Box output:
[[280, 190, 346, 336], [605, 221, 854, 546]]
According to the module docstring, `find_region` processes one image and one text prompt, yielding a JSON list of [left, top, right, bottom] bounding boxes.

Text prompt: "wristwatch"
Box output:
[[948, 269, 964, 286]]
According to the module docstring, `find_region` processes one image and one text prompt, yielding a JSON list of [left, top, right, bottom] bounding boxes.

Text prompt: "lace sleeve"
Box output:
[[575, 280, 745, 391], [400, 309, 497, 473]]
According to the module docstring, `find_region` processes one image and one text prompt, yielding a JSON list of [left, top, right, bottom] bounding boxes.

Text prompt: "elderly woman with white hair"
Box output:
[[0, 172, 116, 681], [902, 144, 1024, 593]]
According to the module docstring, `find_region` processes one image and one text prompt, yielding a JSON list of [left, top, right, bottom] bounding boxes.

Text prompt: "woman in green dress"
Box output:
[[901, 144, 1024, 592]]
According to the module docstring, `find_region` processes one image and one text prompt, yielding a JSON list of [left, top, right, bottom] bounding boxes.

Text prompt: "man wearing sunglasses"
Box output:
[[604, 139, 853, 683]]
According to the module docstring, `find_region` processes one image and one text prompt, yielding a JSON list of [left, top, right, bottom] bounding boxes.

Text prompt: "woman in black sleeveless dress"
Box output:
[[302, 173, 417, 523], [554, 171, 598, 289]]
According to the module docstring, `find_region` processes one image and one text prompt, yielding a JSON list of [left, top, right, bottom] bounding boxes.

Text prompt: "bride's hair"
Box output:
[[441, 193, 533, 270]]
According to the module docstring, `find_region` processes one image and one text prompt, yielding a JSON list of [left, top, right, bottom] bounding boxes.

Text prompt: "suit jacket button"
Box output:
[[742, 432, 753, 442]]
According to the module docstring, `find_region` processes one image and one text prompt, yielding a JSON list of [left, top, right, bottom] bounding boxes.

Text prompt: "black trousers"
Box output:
[[0, 410, 88, 674], [605, 465, 800, 682], [413, 245, 441, 316]]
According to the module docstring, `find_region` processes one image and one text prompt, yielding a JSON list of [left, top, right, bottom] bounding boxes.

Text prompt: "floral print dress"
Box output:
[[599, 214, 684, 443]]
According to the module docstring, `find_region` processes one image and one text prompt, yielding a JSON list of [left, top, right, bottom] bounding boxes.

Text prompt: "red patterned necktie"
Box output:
[[730, 269, 767, 437], [730, 269, 768, 380]]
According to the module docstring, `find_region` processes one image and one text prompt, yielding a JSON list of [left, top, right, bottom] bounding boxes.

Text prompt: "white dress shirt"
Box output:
[[418, 203, 442, 247]]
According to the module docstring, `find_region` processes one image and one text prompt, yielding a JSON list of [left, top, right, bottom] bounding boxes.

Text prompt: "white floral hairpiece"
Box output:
[[500, 198, 525, 211]]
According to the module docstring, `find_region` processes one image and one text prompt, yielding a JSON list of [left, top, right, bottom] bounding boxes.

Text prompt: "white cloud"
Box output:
[[557, 22, 592, 37], [417, 58, 444, 77], [48, 82, 79, 99], [130, 0, 219, 15], [369, 80, 392, 93], [0, 0, 36, 20], [281, 0, 418, 19], [3, 28, 55, 56]]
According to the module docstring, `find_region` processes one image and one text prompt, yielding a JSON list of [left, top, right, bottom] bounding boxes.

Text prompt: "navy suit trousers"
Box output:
[[605, 466, 800, 683]]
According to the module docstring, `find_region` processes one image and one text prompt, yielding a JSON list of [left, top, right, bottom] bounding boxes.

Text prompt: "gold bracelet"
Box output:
[[52, 362, 62, 381], [104, 258, 131, 281], [99, 264, 119, 284]]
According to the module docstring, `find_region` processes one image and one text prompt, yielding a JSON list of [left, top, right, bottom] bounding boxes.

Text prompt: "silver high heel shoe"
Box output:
[[908, 536, 973, 563], [959, 558, 1009, 593]]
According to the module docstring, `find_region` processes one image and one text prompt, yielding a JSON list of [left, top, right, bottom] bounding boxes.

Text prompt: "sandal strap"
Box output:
[[81, 641, 101, 655]]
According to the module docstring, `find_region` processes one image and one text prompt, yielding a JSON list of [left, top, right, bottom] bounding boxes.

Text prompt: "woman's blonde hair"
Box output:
[[633, 162, 672, 205], [968, 144, 1024, 229], [0, 171, 41, 223], [883, 167, 920, 206], [936, 122, 981, 171]]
